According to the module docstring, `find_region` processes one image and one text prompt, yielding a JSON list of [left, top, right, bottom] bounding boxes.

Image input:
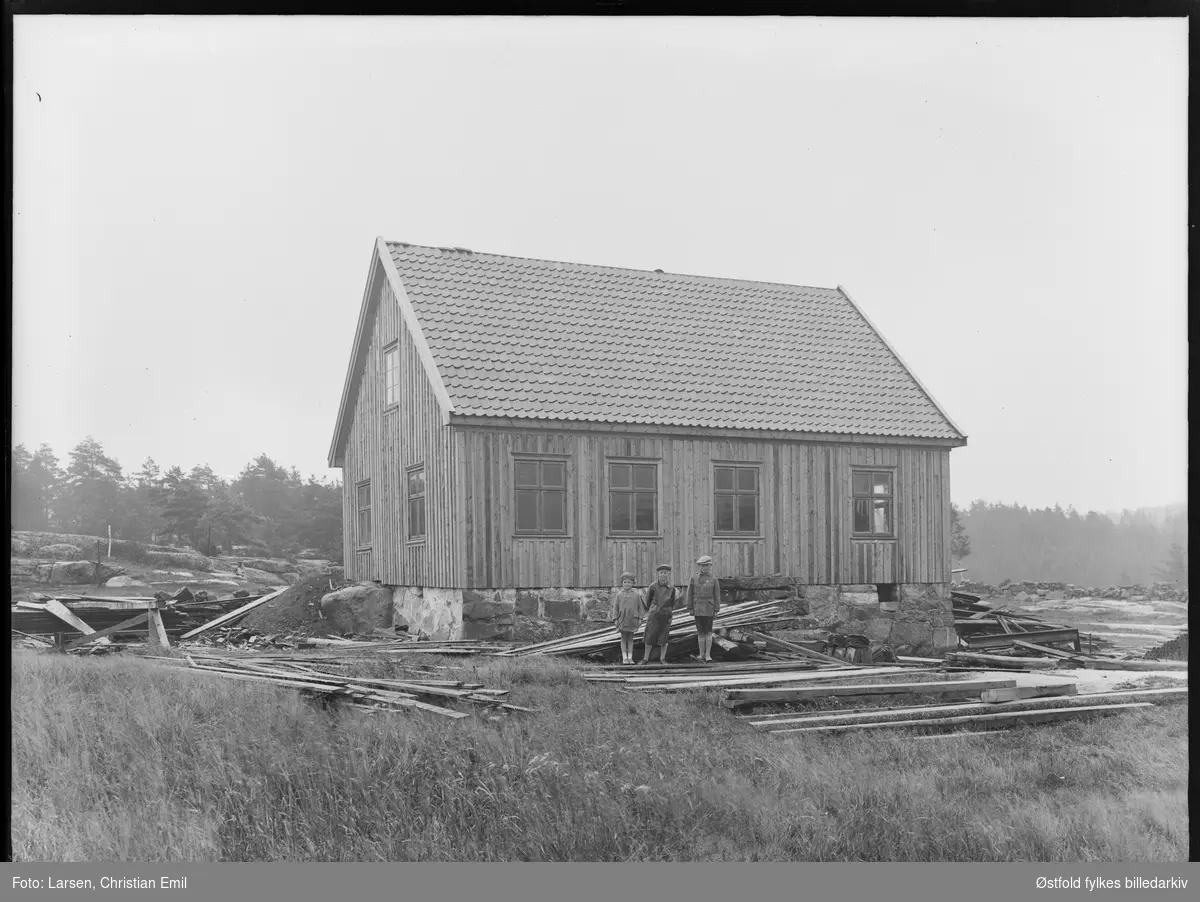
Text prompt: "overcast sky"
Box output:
[[12, 16, 1188, 515]]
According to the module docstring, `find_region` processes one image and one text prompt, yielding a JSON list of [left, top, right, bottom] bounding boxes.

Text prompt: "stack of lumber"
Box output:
[[586, 662, 945, 692], [749, 685, 1188, 735], [502, 599, 800, 661], [147, 652, 533, 718]]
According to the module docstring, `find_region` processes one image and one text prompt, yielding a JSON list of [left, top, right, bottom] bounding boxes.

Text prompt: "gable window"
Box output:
[[853, 469, 894, 536], [384, 344, 399, 407], [407, 465, 426, 540], [713, 465, 759, 534], [356, 481, 372, 547], [609, 461, 658, 535], [514, 457, 567, 535]]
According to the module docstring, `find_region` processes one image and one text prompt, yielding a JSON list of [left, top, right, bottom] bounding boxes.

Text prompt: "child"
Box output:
[[639, 564, 678, 666], [610, 571, 646, 665]]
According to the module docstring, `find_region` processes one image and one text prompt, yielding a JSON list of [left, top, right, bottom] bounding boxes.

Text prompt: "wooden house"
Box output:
[[328, 239, 967, 649]]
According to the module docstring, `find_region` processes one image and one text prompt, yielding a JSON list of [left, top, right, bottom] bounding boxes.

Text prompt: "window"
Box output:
[[853, 469, 894, 536], [384, 344, 399, 407], [609, 462, 658, 535], [713, 465, 759, 534], [514, 458, 567, 535], [407, 466, 426, 540], [356, 481, 372, 546]]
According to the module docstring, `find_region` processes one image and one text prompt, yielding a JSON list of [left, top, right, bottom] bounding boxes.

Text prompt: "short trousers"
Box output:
[[644, 615, 673, 648], [694, 615, 714, 633], [619, 630, 635, 642]]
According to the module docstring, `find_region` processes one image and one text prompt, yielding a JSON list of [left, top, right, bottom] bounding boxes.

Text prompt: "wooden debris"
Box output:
[[63, 612, 151, 650], [179, 587, 288, 639], [768, 702, 1154, 735], [722, 678, 1017, 709], [944, 651, 1062, 670], [981, 683, 1078, 704]]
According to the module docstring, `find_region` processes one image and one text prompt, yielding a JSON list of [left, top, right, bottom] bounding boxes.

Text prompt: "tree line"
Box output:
[[11, 437, 343, 560], [953, 500, 1188, 588]]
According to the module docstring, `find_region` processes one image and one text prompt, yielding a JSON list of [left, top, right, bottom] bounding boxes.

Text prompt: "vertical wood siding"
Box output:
[[337, 277, 457, 585], [454, 428, 952, 588]]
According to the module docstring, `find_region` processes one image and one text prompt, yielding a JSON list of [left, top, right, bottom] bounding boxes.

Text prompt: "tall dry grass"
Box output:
[[10, 650, 1189, 861]]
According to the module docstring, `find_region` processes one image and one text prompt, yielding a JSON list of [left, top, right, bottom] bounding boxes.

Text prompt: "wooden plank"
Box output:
[[742, 630, 859, 666], [63, 612, 150, 650], [179, 587, 288, 639], [725, 678, 1015, 704], [767, 703, 1154, 735], [42, 599, 110, 644], [1077, 658, 1188, 672], [756, 687, 1185, 729], [981, 684, 1079, 704], [964, 628, 1080, 652], [947, 652, 1062, 669], [148, 608, 171, 648]]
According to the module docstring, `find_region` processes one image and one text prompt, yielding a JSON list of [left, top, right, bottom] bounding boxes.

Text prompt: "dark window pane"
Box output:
[[408, 469, 424, 495], [737, 494, 757, 532], [516, 462, 539, 487], [737, 468, 757, 491], [853, 472, 871, 496], [409, 499, 426, 537], [516, 491, 539, 530], [542, 491, 565, 531], [358, 511, 372, 545], [542, 462, 565, 488], [715, 495, 735, 531], [854, 499, 872, 533], [609, 464, 631, 489], [873, 473, 892, 496], [610, 492, 632, 531], [634, 493, 656, 532], [357, 484, 370, 508], [714, 467, 735, 491], [633, 465, 656, 489], [873, 500, 891, 534]]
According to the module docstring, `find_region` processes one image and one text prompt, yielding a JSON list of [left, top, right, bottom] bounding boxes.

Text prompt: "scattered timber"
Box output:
[[981, 684, 1078, 704], [767, 702, 1154, 735], [179, 587, 288, 639], [721, 678, 1017, 709]]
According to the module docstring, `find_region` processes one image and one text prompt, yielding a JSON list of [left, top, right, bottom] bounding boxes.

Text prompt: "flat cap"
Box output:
[[696, 555, 713, 565], [619, 571, 636, 583], [656, 564, 672, 572]]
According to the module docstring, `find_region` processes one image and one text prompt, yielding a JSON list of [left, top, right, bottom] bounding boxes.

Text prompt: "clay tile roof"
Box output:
[[385, 242, 964, 441]]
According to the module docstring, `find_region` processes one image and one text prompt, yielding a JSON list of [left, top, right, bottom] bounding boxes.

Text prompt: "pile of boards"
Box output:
[[500, 599, 806, 663], [948, 591, 1183, 672], [723, 667, 1188, 736], [145, 651, 533, 719]]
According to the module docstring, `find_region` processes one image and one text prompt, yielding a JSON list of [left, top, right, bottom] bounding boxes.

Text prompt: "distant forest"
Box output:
[[953, 501, 1188, 589], [10, 437, 342, 560], [9, 436, 1189, 587]]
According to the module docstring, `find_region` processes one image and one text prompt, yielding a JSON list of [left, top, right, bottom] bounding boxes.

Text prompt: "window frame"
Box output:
[[355, 480, 372, 548], [852, 467, 897, 538], [606, 458, 661, 537], [406, 464, 426, 543], [383, 342, 400, 409], [712, 462, 761, 537], [512, 454, 571, 537]]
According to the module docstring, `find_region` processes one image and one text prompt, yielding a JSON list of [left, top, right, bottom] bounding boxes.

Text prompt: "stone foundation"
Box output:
[[388, 579, 954, 654]]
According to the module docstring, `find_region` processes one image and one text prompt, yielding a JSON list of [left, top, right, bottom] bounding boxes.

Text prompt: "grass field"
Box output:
[[10, 650, 1189, 862]]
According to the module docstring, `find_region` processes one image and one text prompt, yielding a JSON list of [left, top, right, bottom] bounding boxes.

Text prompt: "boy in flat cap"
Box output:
[[610, 572, 646, 665], [639, 564, 678, 666], [686, 555, 722, 663]]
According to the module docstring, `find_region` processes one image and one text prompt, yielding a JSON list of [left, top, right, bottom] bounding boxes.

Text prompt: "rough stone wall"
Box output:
[[387, 578, 955, 654]]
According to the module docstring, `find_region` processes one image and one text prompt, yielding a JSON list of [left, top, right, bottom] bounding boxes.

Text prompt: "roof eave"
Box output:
[[836, 285, 968, 443]]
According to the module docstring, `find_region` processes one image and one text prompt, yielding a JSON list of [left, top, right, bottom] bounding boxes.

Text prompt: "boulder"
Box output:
[[241, 567, 288, 586], [143, 551, 213, 572], [105, 575, 147, 588], [320, 582, 398, 635], [293, 559, 333, 578], [242, 558, 298, 575], [280, 572, 301, 585], [36, 560, 125, 585], [40, 543, 83, 561], [11, 537, 31, 556]]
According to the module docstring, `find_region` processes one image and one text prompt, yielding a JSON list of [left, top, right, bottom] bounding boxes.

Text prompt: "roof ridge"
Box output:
[[385, 240, 839, 295]]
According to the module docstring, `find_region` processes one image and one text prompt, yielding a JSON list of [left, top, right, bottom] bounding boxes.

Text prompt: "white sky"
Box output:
[[12, 17, 1188, 514]]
